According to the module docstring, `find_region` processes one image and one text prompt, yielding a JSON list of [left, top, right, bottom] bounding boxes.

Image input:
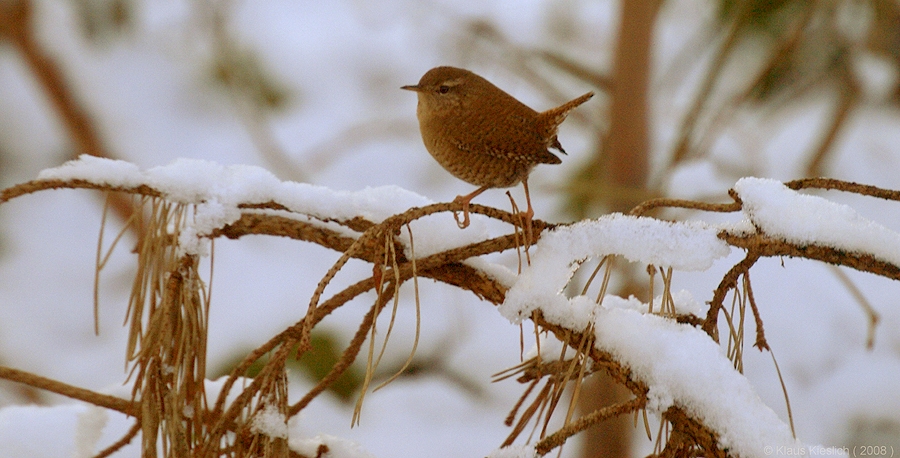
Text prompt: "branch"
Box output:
[[785, 178, 900, 202], [629, 196, 742, 217], [534, 396, 646, 454], [704, 251, 760, 340], [0, 366, 137, 416], [0, 179, 163, 204], [720, 231, 900, 281]]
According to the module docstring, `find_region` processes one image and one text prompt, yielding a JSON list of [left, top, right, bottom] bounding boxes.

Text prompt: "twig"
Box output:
[[0, 366, 137, 416], [828, 266, 879, 349], [785, 178, 900, 202], [703, 251, 760, 340], [291, 292, 387, 416], [720, 232, 900, 281], [0, 179, 163, 204], [208, 276, 379, 431], [743, 271, 768, 351], [535, 396, 646, 454], [768, 350, 796, 439], [93, 420, 141, 458], [629, 196, 742, 217]]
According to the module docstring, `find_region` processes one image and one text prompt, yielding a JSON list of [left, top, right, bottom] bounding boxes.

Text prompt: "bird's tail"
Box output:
[[538, 91, 594, 156], [542, 91, 594, 127]]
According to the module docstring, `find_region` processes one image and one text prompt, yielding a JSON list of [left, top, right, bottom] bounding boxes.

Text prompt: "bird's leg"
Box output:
[[453, 185, 490, 229], [521, 179, 535, 245]]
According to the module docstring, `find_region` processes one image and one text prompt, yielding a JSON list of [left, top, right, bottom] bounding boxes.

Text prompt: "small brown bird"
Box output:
[[402, 66, 593, 230]]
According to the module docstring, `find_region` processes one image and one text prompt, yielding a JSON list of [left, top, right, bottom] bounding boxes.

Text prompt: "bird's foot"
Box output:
[[452, 195, 472, 229]]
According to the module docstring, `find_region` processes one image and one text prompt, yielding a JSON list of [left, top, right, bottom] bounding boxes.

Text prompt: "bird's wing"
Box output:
[[449, 112, 562, 165]]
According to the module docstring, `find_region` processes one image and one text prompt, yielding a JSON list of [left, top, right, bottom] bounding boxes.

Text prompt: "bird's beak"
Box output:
[[401, 85, 421, 92]]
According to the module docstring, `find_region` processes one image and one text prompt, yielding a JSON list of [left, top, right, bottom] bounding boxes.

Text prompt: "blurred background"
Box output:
[[1, 0, 900, 456]]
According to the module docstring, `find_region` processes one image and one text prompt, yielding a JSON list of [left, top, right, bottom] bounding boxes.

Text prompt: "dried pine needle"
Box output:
[[372, 234, 401, 374], [769, 349, 796, 438], [374, 224, 422, 391]]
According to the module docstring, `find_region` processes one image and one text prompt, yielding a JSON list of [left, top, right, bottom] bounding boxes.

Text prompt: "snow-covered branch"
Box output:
[[3, 156, 897, 457]]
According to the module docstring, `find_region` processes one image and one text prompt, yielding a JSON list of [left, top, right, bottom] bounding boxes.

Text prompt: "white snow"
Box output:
[[496, 213, 812, 457], [73, 406, 109, 458], [0, 404, 86, 458], [734, 178, 900, 266], [522, 333, 580, 361], [38, 155, 432, 225], [251, 404, 289, 439], [396, 212, 493, 259], [593, 301, 800, 457], [37, 155, 496, 259], [486, 444, 538, 458], [499, 214, 731, 326], [602, 289, 708, 316], [37, 154, 144, 187], [290, 433, 379, 458], [503, 284, 801, 457], [464, 257, 519, 289]]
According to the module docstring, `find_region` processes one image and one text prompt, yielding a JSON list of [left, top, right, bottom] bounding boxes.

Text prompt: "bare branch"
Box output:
[[0, 366, 137, 417]]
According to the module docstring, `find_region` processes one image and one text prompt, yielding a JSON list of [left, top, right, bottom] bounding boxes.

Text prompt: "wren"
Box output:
[[402, 66, 593, 230]]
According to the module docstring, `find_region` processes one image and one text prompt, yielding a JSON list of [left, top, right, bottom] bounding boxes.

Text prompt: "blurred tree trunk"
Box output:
[[577, 1, 659, 458], [569, 1, 657, 219], [603, 0, 655, 204]]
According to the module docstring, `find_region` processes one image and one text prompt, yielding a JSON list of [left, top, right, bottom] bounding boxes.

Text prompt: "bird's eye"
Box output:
[[438, 85, 450, 94]]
